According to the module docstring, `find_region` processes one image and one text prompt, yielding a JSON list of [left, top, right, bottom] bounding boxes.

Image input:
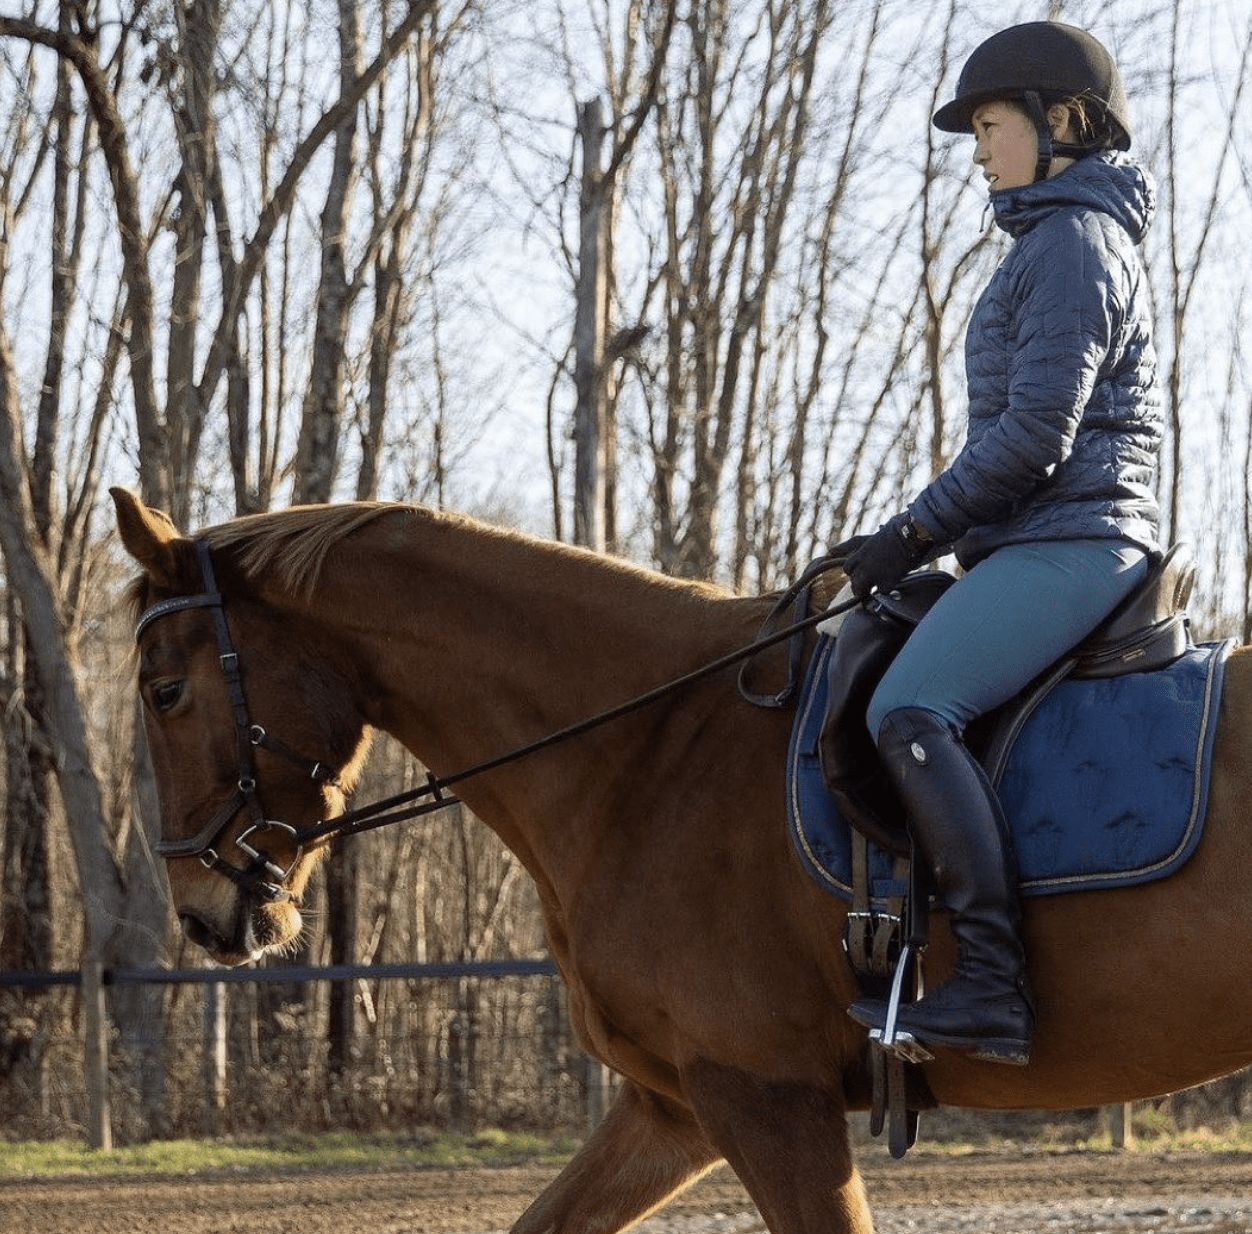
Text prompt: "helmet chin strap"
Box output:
[[1022, 89, 1096, 182], [1023, 90, 1056, 183]]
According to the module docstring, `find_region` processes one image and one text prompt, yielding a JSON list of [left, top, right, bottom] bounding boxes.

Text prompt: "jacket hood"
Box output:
[[991, 151, 1155, 243]]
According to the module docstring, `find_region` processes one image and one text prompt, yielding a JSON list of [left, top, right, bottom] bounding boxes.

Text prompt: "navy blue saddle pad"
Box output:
[[787, 637, 1233, 900]]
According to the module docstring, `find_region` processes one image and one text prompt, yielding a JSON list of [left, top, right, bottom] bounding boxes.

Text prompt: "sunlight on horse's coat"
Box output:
[[112, 487, 1252, 1234]]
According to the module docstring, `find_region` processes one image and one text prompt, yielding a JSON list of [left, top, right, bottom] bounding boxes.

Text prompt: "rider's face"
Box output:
[[971, 98, 1077, 192], [971, 100, 1040, 192]]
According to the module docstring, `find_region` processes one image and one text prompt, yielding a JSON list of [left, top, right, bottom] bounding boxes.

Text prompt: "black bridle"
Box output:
[[137, 541, 346, 902], [135, 539, 855, 903]]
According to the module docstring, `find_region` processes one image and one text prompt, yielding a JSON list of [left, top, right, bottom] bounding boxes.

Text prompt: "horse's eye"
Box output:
[[151, 680, 185, 713]]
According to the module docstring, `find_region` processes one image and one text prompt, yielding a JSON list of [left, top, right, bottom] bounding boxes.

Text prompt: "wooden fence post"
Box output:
[[82, 956, 112, 1150], [204, 981, 227, 1135], [1109, 1101, 1133, 1148], [584, 1056, 610, 1130]]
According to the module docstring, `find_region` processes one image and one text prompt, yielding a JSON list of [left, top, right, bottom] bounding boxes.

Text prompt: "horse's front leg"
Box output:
[[681, 1059, 874, 1234], [509, 1079, 721, 1234]]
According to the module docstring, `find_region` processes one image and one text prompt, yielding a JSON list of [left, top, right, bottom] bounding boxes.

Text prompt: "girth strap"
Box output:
[[845, 831, 910, 979]]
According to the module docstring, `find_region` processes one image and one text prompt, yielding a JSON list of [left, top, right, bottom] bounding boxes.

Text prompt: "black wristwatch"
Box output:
[[897, 515, 933, 551]]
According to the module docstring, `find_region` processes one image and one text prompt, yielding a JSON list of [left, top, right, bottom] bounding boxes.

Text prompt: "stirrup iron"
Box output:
[[869, 942, 934, 1065], [868, 942, 926, 1158]]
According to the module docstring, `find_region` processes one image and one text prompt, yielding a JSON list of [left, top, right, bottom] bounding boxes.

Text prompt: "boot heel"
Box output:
[[971, 1039, 1031, 1066]]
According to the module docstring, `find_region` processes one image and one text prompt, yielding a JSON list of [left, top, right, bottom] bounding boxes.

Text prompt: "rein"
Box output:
[[135, 540, 854, 900]]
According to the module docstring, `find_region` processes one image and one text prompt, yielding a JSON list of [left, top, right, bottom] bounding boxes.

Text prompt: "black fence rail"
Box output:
[[1, 958, 559, 989], [0, 957, 625, 1150]]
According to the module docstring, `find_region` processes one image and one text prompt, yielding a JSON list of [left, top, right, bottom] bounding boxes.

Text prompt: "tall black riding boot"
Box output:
[[848, 706, 1034, 1065]]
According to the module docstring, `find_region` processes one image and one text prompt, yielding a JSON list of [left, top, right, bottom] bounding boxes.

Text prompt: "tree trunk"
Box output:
[[573, 97, 608, 551], [0, 326, 170, 1141], [293, 0, 361, 505], [326, 840, 358, 1077], [0, 632, 53, 975]]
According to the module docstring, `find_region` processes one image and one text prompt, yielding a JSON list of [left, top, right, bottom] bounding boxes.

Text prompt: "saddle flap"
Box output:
[[818, 572, 955, 856]]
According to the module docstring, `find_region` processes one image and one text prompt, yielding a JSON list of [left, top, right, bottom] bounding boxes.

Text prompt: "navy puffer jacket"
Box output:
[[910, 151, 1162, 569]]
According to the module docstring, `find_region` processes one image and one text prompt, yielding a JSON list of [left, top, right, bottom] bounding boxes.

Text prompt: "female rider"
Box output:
[[841, 21, 1162, 1065]]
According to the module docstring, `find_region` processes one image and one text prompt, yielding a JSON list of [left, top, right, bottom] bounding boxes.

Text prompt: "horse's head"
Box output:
[[112, 488, 370, 966]]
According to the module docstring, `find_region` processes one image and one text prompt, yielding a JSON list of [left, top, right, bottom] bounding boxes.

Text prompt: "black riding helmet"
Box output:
[[934, 22, 1131, 183]]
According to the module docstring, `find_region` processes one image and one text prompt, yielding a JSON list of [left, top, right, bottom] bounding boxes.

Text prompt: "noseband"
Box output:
[[135, 540, 341, 903]]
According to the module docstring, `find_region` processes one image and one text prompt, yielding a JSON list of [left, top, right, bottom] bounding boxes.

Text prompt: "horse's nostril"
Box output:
[[179, 912, 223, 952]]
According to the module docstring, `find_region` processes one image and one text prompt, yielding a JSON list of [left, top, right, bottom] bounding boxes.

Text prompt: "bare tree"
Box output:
[[0, 0, 443, 1139], [564, 3, 677, 551], [0, 0, 1251, 1144]]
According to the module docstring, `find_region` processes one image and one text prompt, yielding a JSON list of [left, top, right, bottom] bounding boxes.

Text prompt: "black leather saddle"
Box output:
[[819, 543, 1196, 856]]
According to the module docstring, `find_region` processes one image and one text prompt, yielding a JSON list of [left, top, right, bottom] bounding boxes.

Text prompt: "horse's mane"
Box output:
[[201, 502, 730, 605], [203, 502, 402, 595]]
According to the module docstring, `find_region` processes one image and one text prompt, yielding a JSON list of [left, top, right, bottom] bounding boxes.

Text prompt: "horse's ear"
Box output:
[[110, 487, 188, 589]]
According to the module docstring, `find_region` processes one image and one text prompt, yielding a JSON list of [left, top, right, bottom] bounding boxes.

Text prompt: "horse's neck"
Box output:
[[308, 514, 753, 880]]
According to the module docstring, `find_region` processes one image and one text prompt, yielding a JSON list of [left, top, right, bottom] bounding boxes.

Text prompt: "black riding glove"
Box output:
[[843, 512, 933, 600], [828, 533, 869, 559]]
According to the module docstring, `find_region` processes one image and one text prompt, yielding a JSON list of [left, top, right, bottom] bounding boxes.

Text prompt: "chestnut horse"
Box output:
[[112, 487, 1252, 1234]]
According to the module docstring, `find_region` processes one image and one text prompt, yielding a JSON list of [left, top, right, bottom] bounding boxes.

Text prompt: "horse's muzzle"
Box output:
[[179, 906, 267, 966]]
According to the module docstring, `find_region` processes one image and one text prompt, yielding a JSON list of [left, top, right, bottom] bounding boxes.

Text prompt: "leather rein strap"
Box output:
[[135, 541, 855, 896]]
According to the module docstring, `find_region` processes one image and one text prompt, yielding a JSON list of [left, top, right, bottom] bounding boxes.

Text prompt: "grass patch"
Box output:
[[850, 1108, 1252, 1159], [7, 1122, 1252, 1181], [1072, 1122, 1252, 1153], [0, 1128, 579, 1180]]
